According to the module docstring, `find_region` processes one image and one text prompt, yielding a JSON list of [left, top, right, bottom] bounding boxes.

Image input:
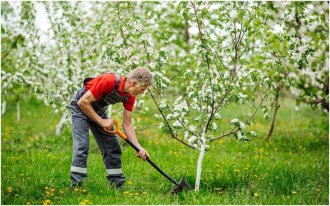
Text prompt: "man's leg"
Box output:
[[70, 113, 90, 188], [90, 123, 125, 188]]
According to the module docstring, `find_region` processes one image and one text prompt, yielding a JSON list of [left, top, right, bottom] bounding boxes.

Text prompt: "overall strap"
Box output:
[[114, 73, 121, 90]]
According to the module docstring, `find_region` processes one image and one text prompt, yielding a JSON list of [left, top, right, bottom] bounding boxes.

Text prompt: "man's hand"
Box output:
[[136, 148, 150, 160], [101, 119, 115, 134]]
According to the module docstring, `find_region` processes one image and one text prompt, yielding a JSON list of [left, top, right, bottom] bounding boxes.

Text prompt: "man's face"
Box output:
[[130, 82, 148, 96]]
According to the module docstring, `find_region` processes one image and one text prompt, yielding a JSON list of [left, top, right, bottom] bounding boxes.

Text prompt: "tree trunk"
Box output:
[[1, 101, 6, 116], [266, 91, 280, 140], [195, 136, 206, 191], [184, 18, 190, 53], [55, 112, 69, 136], [16, 100, 20, 122]]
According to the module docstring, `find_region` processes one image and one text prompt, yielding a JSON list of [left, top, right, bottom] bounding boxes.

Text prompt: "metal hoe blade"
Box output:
[[171, 177, 192, 194]]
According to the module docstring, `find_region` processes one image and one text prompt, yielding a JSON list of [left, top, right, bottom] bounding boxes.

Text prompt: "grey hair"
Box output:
[[127, 67, 153, 86]]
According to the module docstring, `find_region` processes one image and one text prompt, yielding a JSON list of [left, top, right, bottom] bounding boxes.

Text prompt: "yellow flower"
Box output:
[[44, 199, 52, 205], [253, 192, 259, 197], [292, 191, 297, 195], [6, 187, 13, 193], [26, 202, 31, 205], [123, 191, 129, 195], [215, 164, 220, 168], [135, 192, 140, 196], [82, 189, 87, 193], [74, 188, 79, 192], [316, 188, 320, 192], [127, 181, 133, 185], [142, 192, 148, 195], [79, 199, 93, 205]]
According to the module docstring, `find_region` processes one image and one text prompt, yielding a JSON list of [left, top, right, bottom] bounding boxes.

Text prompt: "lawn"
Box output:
[[1, 96, 329, 205]]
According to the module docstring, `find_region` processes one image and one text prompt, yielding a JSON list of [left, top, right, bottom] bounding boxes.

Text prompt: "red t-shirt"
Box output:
[[84, 73, 135, 112]]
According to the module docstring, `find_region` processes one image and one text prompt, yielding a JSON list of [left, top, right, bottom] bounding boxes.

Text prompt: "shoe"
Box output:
[[70, 182, 83, 191], [109, 182, 125, 191]]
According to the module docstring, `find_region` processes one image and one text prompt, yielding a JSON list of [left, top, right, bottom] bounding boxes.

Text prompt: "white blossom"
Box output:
[[229, 10, 238, 19], [188, 136, 197, 144], [231, 118, 239, 124], [212, 122, 217, 130], [214, 113, 221, 119], [239, 122, 246, 130], [172, 120, 182, 128], [237, 131, 243, 140], [159, 99, 167, 109], [189, 125, 196, 133], [249, 131, 256, 137]]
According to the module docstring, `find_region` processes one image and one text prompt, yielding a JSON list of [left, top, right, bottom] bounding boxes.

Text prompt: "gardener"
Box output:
[[69, 67, 153, 189]]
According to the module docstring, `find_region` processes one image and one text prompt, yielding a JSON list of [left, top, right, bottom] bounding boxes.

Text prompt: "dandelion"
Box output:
[[123, 191, 129, 195], [292, 191, 297, 195], [7, 187, 13, 193], [253, 192, 259, 197], [43, 199, 52, 205], [215, 164, 220, 168], [80, 199, 93, 205], [142, 192, 148, 195], [127, 181, 133, 185], [74, 188, 79, 192], [135, 192, 140, 196], [26, 202, 31, 205], [82, 189, 87, 193]]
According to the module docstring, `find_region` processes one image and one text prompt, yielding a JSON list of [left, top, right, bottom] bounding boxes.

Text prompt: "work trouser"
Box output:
[[69, 88, 125, 187]]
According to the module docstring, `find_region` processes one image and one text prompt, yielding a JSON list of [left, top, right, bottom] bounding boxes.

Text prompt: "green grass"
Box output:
[[1, 96, 329, 204]]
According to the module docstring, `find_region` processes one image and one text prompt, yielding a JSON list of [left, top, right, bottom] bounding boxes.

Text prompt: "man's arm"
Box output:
[[77, 90, 113, 129], [122, 109, 149, 160]]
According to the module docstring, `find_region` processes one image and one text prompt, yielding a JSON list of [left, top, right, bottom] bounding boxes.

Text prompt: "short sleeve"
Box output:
[[123, 96, 136, 112], [89, 75, 116, 100]]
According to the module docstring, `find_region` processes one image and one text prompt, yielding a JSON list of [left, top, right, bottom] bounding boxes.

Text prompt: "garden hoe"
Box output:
[[104, 119, 192, 194]]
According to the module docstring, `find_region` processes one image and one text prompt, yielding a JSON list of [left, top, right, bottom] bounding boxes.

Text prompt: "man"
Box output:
[[69, 67, 153, 189]]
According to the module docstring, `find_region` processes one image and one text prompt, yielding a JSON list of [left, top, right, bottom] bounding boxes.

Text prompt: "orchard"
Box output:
[[1, 1, 328, 205]]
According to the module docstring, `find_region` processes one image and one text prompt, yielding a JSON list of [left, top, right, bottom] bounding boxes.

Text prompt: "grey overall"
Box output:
[[69, 74, 129, 188]]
